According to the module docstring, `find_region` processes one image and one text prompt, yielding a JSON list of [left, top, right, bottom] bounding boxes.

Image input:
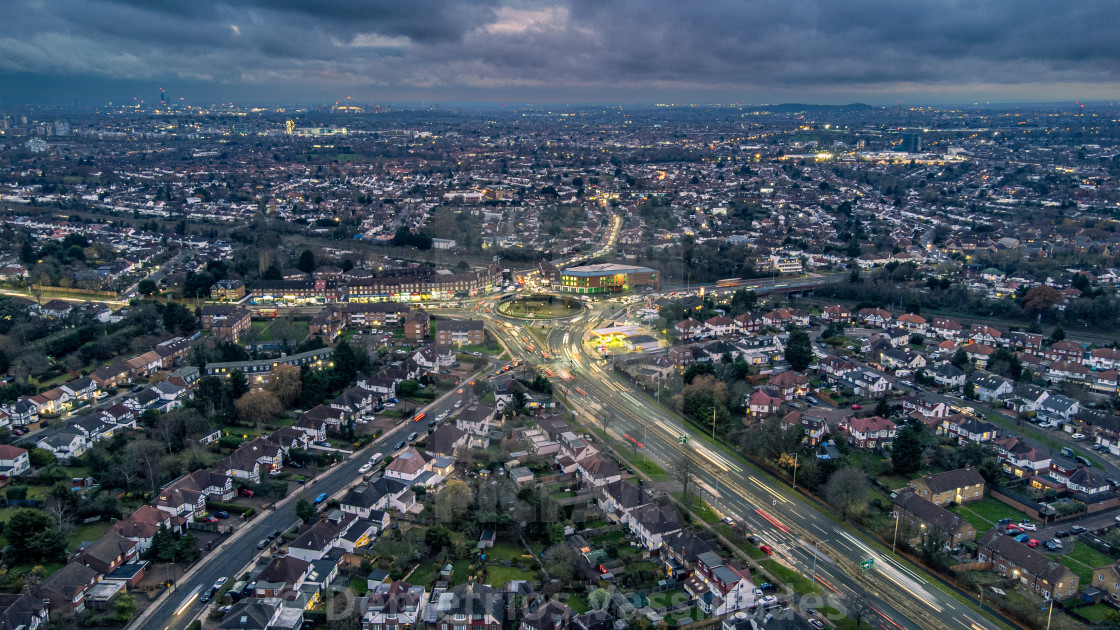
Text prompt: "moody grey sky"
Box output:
[[2, 0, 1118, 105]]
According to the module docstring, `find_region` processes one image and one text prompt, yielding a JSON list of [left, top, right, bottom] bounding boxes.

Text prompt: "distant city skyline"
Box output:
[[1, 0, 1119, 105]]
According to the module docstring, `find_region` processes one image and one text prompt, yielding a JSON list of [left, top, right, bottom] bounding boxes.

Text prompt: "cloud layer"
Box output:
[[2, 0, 1118, 104]]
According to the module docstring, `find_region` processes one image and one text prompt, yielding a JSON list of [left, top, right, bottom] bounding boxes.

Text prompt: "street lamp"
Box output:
[[891, 511, 901, 554]]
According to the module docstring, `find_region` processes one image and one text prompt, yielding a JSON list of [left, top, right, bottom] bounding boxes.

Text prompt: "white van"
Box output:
[[369, 452, 384, 465]]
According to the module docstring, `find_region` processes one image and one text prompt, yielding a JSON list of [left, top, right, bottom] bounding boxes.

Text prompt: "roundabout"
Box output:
[[496, 293, 584, 320]]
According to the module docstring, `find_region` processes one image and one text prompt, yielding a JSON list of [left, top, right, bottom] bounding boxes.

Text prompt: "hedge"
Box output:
[[206, 501, 253, 514]]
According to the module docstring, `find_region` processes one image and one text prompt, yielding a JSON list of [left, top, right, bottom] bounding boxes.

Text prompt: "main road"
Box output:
[[480, 299, 1002, 630]]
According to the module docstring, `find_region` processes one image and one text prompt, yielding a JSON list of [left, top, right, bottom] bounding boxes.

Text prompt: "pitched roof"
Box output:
[[914, 467, 985, 493]]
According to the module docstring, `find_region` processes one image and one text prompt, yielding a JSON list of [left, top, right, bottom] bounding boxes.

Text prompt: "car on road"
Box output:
[[1072, 433, 1086, 440], [257, 539, 269, 549], [359, 463, 372, 474], [408, 432, 418, 442], [1071, 525, 1088, 534], [1013, 534, 1030, 543], [395, 441, 406, 450], [1018, 522, 1037, 531], [314, 492, 328, 504], [201, 589, 213, 603], [240, 488, 255, 497], [214, 577, 228, 589], [759, 544, 773, 555], [214, 511, 229, 519], [437, 411, 449, 420]]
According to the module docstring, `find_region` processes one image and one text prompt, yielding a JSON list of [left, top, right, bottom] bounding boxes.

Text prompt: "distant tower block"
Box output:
[[160, 88, 166, 105]]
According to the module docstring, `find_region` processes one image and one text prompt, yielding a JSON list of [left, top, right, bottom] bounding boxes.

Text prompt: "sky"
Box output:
[[2, 0, 1119, 106]]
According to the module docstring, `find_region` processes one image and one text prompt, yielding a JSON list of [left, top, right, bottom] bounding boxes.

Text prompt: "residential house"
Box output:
[[597, 480, 654, 525], [970, 373, 1013, 403], [520, 600, 573, 630], [35, 563, 99, 615], [429, 582, 505, 630], [746, 387, 782, 417], [75, 533, 138, 575], [35, 428, 88, 462], [892, 490, 976, 549], [425, 424, 470, 459], [0, 445, 30, 478], [384, 449, 428, 483], [683, 552, 755, 616], [908, 467, 985, 506], [108, 505, 177, 552], [629, 504, 682, 550], [977, 530, 1078, 600], [363, 581, 429, 630], [845, 416, 896, 450], [768, 371, 809, 400]]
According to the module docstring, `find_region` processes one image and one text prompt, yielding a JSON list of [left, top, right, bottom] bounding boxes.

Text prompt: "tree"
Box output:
[[434, 479, 474, 521], [137, 279, 158, 296], [176, 530, 200, 564], [951, 348, 970, 370], [824, 466, 870, 521], [874, 396, 889, 418], [5, 508, 66, 563], [1022, 285, 1062, 315], [110, 591, 137, 622], [28, 448, 54, 467], [234, 389, 282, 426], [891, 421, 925, 475], [333, 339, 361, 382], [150, 525, 177, 563], [425, 524, 452, 550], [963, 381, 977, 400], [588, 587, 611, 611], [267, 363, 303, 406], [1051, 325, 1066, 342], [784, 327, 813, 371], [298, 249, 316, 273], [671, 453, 698, 500], [295, 498, 317, 523], [227, 369, 249, 400]]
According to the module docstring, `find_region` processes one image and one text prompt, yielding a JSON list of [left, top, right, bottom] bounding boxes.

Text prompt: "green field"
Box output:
[[951, 498, 1033, 532], [1060, 543, 1115, 583], [671, 492, 719, 523], [484, 565, 537, 587], [646, 589, 690, 609], [1075, 603, 1118, 623], [760, 559, 819, 595]]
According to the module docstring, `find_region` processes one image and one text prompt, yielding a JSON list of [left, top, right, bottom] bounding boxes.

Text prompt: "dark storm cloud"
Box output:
[[1, 0, 1118, 103]]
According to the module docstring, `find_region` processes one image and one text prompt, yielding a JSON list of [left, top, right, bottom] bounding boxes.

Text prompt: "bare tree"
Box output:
[[671, 452, 699, 500], [824, 466, 870, 521], [267, 363, 303, 406], [848, 594, 874, 629], [234, 390, 282, 426]]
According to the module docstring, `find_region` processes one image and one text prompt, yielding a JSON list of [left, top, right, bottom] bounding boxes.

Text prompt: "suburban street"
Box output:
[[132, 374, 479, 630], [475, 298, 1003, 630]]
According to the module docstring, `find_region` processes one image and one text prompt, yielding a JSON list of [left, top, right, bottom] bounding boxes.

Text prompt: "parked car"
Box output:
[[1056, 530, 1071, 538], [408, 432, 418, 442], [214, 511, 229, 519], [1027, 539, 1040, 548], [759, 595, 779, 607], [201, 590, 213, 603], [287, 460, 303, 468], [314, 492, 328, 504], [1018, 522, 1037, 532], [214, 577, 228, 589], [1050, 538, 1063, 549], [395, 440, 406, 450], [1013, 534, 1030, 543], [359, 463, 372, 474], [747, 535, 761, 545], [257, 539, 269, 549], [314, 440, 332, 448], [721, 516, 736, 526], [1072, 433, 1086, 440], [240, 489, 255, 497], [1045, 541, 1057, 551], [808, 621, 825, 630], [851, 404, 863, 410], [996, 518, 1012, 525], [1071, 525, 1088, 534], [201, 515, 219, 523], [759, 544, 774, 555]]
